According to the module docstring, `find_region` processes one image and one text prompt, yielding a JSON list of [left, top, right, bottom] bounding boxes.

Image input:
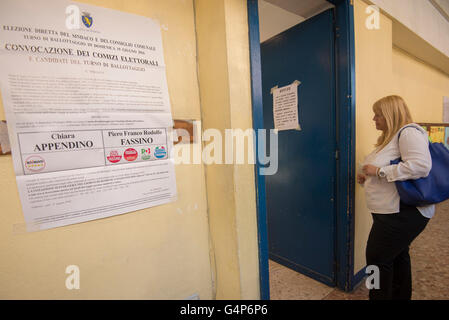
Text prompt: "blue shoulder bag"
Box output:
[[390, 125, 449, 206]]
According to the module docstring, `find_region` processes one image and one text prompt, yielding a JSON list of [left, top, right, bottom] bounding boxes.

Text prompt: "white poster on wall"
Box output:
[[0, 0, 177, 231], [271, 80, 301, 131], [443, 96, 449, 123]]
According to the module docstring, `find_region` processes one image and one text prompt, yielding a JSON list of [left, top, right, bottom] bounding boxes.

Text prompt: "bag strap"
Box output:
[[395, 125, 425, 160], [397, 124, 422, 141]]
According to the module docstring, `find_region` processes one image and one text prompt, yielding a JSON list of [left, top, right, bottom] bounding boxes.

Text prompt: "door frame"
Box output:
[[247, 0, 356, 299]]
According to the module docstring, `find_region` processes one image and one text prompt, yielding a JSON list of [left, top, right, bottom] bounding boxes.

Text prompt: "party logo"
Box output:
[[107, 150, 122, 163], [154, 146, 167, 159], [124, 148, 138, 161], [24, 155, 46, 172], [141, 147, 151, 161]]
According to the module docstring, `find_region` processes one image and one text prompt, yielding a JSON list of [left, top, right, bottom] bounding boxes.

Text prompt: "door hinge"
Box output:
[[335, 26, 340, 38], [335, 149, 339, 160]]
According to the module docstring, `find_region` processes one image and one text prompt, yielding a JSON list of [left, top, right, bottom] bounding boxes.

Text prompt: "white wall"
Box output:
[[258, 0, 304, 43]]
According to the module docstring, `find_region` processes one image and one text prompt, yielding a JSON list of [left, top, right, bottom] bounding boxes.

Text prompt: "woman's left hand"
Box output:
[[362, 164, 379, 177]]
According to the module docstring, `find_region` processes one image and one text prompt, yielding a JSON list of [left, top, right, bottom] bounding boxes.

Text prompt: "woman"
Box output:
[[357, 95, 434, 300]]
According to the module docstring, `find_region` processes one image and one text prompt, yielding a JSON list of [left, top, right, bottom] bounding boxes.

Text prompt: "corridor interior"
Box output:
[[269, 200, 449, 300]]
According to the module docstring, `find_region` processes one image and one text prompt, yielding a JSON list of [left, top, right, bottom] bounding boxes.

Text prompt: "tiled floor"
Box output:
[[269, 200, 449, 300]]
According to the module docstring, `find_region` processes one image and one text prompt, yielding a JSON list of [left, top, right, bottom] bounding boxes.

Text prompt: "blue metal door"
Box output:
[[261, 9, 336, 285]]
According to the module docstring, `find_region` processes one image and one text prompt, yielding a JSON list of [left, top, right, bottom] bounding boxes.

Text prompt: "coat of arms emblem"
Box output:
[[82, 12, 93, 28]]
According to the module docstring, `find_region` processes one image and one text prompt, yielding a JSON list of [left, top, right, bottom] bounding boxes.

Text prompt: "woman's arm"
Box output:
[[381, 127, 432, 182]]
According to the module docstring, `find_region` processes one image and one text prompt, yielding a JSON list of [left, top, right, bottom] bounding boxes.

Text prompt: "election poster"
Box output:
[[0, 0, 177, 231]]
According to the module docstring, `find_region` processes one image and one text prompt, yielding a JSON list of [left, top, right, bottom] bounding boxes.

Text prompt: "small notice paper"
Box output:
[[271, 80, 301, 131]]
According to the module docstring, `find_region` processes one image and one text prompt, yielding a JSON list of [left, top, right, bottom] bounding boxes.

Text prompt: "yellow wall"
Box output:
[[354, 0, 449, 273], [194, 0, 260, 299], [0, 0, 214, 299]]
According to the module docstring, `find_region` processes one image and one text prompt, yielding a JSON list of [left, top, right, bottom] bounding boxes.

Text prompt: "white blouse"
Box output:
[[363, 123, 435, 218]]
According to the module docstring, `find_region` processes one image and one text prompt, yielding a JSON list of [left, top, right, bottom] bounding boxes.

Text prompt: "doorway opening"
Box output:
[[247, 0, 356, 299]]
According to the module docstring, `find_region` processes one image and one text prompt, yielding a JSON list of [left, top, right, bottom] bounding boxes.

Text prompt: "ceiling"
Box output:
[[264, 0, 334, 19], [430, 0, 449, 22]]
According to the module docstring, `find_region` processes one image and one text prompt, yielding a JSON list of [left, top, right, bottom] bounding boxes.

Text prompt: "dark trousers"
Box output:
[[366, 203, 429, 300]]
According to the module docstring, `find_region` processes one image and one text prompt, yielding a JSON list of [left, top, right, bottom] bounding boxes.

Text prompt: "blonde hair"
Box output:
[[373, 95, 413, 151]]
